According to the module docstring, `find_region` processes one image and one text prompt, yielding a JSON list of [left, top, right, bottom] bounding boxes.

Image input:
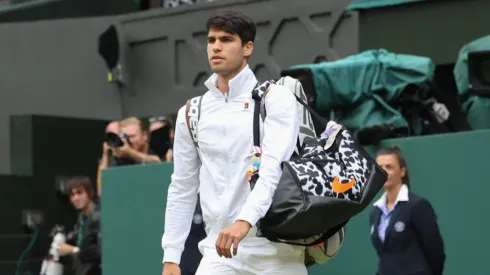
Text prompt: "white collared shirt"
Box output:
[[373, 184, 409, 241], [161, 65, 300, 263], [373, 184, 409, 208]]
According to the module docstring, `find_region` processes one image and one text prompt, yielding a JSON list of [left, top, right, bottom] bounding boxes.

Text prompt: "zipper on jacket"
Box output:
[[224, 92, 228, 102]]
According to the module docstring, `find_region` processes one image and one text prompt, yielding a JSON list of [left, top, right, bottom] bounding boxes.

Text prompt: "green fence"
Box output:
[[102, 129, 490, 275]]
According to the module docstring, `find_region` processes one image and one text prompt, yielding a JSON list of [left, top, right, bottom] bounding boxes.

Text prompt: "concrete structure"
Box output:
[[0, 0, 488, 175], [0, 0, 358, 174]]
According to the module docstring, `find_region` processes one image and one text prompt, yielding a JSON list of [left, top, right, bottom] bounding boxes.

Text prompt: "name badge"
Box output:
[[394, 221, 405, 232]]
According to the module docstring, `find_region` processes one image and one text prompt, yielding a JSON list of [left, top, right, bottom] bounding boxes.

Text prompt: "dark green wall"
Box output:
[[101, 163, 170, 275], [102, 129, 490, 275]]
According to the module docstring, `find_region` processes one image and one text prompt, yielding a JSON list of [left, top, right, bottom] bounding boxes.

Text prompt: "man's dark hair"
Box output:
[[66, 176, 96, 200], [206, 10, 256, 45]]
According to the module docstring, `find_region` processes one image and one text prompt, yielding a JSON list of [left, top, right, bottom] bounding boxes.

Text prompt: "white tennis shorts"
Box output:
[[195, 246, 307, 275]]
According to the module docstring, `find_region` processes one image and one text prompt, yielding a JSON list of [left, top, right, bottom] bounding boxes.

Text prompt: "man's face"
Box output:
[[70, 187, 91, 211], [106, 121, 119, 134], [207, 28, 253, 77], [120, 124, 147, 152]]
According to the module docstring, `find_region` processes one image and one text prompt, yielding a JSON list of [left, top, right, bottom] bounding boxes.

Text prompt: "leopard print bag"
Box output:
[[250, 80, 387, 265]]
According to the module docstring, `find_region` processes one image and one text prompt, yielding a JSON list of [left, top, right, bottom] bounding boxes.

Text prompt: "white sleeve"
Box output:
[[236, 84, 299, 226], [161, 106, 200, 264]]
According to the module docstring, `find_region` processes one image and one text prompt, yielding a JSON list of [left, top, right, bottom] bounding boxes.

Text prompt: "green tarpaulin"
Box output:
[[347, 0, 426, 10], [290, 49, 435, 134], [453, 35, 490, 130]]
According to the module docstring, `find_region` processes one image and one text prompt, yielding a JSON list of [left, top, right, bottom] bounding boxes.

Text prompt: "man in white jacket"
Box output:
[[161, 10, 306, 275]]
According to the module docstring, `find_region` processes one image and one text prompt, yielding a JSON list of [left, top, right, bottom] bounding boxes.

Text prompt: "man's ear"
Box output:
[[244, 41, 254, 58]]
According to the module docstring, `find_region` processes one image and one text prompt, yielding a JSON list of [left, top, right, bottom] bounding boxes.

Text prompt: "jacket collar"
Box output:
[[204, 65, 258, 99], [373, 184, 409, 208]]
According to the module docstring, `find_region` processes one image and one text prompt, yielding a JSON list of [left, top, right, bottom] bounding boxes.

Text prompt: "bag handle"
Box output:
[[251, 85, 329, 148], [292, 93, 329, 129]]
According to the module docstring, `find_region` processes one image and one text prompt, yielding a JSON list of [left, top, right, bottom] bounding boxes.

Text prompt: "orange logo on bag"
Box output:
[[332, 176, 356, 193]]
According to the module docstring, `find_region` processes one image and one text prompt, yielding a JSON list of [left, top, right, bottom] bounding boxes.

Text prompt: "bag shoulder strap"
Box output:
[[251, 81, 273, 148], [185, 95, 204, 149]]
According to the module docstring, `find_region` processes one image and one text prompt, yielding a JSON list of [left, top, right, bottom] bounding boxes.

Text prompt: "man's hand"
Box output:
[[165, 148, 173, 162], [112, 138, 134, 158], [102, 142, 111, 155], [215, 220, 251, 258], [162, 262, 181, 275], [57, 243, 76, 256]]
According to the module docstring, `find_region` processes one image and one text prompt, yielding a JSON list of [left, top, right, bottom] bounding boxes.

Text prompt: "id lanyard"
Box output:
[[76, 214, 85, 248], [76, 207, 93, 247]]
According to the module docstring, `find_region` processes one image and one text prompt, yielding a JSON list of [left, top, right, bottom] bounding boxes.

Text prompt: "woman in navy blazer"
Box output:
[[369, 146, 445, 275]]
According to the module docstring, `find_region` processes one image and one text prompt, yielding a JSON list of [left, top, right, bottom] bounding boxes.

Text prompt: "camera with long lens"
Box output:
[[104, 132, 136, 165], [104, 132, 131, 147]]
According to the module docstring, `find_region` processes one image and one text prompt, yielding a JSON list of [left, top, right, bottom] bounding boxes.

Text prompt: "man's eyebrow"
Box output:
[[207, 35, 234, 40]]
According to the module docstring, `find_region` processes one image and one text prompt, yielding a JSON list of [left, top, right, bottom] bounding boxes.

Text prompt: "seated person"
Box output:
[[57, 176, 101, 275]]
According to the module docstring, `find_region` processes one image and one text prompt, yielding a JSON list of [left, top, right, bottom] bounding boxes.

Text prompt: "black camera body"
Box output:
[[104, 132, 136, 165], [104, 132, 131, 147]]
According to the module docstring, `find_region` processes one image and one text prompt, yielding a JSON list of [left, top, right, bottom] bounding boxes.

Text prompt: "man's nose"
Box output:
[[212, 41, 222, 52]]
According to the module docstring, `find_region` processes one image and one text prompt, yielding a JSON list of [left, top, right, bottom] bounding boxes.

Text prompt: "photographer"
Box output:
[[57, 176, 101, 275], [100, 117, 161, 168]]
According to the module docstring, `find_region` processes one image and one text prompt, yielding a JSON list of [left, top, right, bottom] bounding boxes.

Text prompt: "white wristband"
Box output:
[[72, 247, 80, 254]]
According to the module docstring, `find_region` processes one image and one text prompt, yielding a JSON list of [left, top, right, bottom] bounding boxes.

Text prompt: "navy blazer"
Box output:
[[369, 192, 446, 275]]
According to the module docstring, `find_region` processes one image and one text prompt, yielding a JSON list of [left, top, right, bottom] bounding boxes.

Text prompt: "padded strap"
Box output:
[[185, 95, 203, 149], [260, 89, 270, 121], [251, 82, 267, 147], [185, 99, 194, 144], [253, 95, 262, 148]]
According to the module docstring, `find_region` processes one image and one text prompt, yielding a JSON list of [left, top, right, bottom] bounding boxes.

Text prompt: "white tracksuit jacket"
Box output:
[[161, 65, 302, 264]]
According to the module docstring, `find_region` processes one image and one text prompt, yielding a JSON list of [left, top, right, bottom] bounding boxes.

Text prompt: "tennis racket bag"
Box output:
[[249, 79, 387, 258]]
